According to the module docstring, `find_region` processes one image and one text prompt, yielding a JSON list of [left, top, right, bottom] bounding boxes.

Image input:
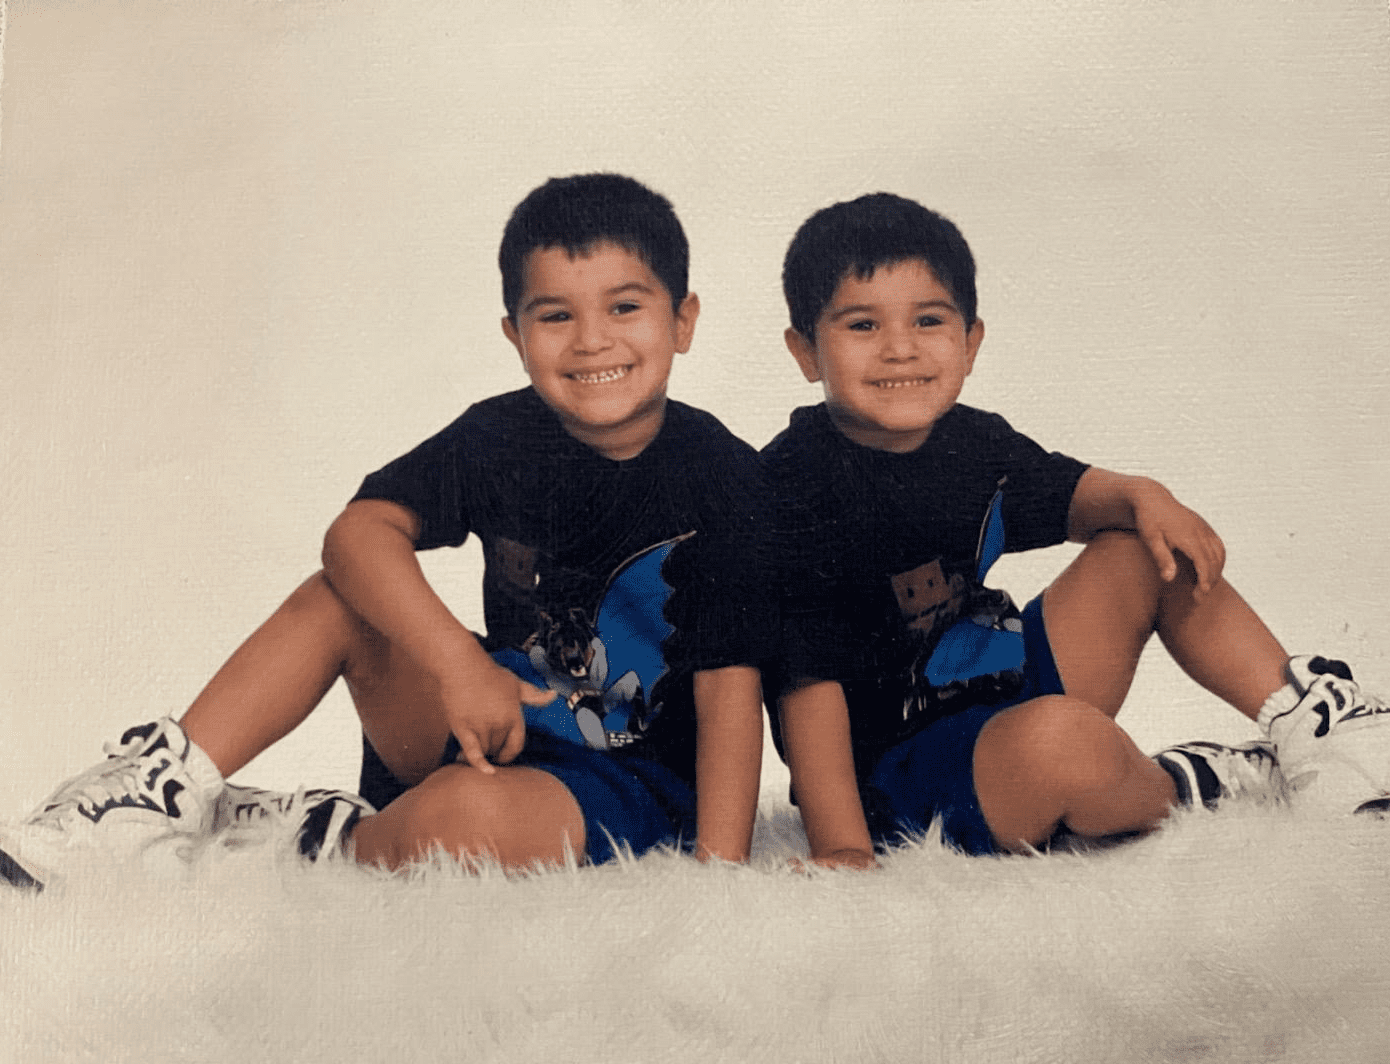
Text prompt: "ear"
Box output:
[[501, 315, 525, 366], [784, 326, 822, 384], [963, 318, 985, 376], [672, 292, 700, 353]]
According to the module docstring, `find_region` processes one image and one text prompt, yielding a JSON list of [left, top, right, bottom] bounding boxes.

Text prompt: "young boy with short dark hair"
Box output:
[[1, 173, 772, 888], [764, 192, 1389, 867]]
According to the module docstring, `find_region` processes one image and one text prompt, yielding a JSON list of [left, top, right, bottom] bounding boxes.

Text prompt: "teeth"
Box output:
[[570, 366, 630, 385], [873, 378, 929, 389]]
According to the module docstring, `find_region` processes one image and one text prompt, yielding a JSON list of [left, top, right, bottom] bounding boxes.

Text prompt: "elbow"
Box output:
[[321, 499, 422, 580]]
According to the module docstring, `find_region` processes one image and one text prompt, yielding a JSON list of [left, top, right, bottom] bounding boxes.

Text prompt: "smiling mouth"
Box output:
[[871, 377, 931, 389], [568, 366, 631, 385]]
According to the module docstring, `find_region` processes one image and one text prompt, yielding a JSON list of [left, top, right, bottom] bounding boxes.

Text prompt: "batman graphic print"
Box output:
[[492, 532, 693, 752], [762, 402, 1088, 780], [352, 387, 775, 789]]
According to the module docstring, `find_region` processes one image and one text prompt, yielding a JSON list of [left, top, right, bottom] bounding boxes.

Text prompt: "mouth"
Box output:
[[568, 365, 632, 385], [870, 377, 932, 390]]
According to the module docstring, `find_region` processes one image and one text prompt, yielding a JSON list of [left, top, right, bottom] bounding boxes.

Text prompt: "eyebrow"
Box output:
[[826, 299, 959, 322], [522, 281, 658, 316]]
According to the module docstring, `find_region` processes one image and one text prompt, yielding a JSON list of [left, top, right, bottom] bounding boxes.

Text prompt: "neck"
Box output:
[[563, 396, 668, 461], [825, 404, 937, 454]]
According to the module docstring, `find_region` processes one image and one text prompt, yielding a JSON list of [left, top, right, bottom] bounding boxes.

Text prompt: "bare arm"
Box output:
[[778, 680, 876, 869], [1067, 467, 1226, 593], [692, 664, 764, 863], [321, 498, 548, 772]]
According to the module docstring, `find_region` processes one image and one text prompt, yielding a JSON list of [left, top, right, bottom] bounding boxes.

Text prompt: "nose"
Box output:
[[881, 322, 916, 362], [574, 312, 614, 355]]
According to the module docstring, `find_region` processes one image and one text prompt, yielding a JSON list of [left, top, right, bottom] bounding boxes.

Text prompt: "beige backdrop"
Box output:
[[1, 0, 1387, 815]]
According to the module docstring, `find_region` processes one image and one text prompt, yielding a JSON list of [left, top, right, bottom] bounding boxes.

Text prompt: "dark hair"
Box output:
[[782, 193, 977, 339], [499, 173, 689, 322]]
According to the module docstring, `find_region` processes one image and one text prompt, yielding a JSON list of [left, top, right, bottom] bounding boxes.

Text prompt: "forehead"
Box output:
[[824, 258, 955, 311], [518, 241, 666, 302]]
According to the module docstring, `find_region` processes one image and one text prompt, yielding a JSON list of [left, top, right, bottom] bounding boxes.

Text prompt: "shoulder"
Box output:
[[662, 399, 760, 468], [760, 404, 834, 472], [460, 387, 548, 432], [933, 403, 1016, 441], [425, 387, 562, 457], [930, 404, 1055, 460]]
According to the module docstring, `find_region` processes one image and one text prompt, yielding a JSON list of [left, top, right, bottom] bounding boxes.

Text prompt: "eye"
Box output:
[[846, 318, 876, 332], [612, 300, 642, 316], [916, 314, 944, 328], [538, 310, 571, 324]]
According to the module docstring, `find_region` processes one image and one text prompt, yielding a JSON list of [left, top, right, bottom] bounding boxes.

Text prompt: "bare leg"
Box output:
[[973, 531, 1290, 851], [183, 570, 462, 785], [351, 763, 586, 870], [974, 695, 1178, 852], [181, 571, 581, 871], [181, 573, 360, 777], [1044, 530, 1289, 720]]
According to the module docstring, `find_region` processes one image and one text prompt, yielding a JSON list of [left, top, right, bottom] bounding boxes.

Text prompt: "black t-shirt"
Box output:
[[762, 402, 1088, 776], [352, 387, 775, 788]]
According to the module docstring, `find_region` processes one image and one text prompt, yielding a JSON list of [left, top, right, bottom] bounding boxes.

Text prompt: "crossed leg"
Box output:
[[179, 571, 584, 869], [974, 531, 1290, 852]]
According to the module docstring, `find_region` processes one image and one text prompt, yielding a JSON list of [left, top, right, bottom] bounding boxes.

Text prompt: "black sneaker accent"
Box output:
[[1157, 744, 1225, 809], [297, 800, 364, 860], [1354, 796, 1390, 818], [1157, 755, 1195, 806], [0, 848, 42, 892], [1307, 656, 1354, 682], [120, 720, 166, 753]]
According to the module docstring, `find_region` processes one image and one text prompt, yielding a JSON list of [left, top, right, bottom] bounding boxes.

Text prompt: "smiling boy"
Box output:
[[763, 192, 1387, 867], [1, 174, 772, 887]]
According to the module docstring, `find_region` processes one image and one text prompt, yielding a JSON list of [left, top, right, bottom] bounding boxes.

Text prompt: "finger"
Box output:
[[456, 729, 497, 775], [496, 718, 526, 765], [1196, 545, 1219, 594], [520, 681, 558, 707], [1191, 533, 1224, 593], [1208, 535, 1227, 585], [1143, 531, 1178, 582], [1188, 551, 1213, 596]]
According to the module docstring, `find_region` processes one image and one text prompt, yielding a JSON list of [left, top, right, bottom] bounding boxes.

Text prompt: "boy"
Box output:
[[764, 192, 1390, 868], [1, 173, 772, 889]]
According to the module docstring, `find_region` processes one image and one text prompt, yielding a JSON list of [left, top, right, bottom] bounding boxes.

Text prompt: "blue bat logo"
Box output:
[[492, 533, 693, 750], [921, 487, 1026, 687]]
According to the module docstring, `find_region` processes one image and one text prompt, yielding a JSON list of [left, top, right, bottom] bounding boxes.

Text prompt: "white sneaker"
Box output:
[[1261, 655, 1390, 815], [214, 783, 374, 861], [1153, 739, 1285, 809], [0, 717, 223, 890]]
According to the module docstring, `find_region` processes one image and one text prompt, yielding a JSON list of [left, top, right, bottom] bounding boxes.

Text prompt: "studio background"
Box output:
[[1, 0, 1386, 815]]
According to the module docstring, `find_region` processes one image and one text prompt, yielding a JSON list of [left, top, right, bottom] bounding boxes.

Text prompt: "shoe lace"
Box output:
[[27, 742, 171, 828], [28, 756, 156, 823], [1324, 673, 1390, 718]]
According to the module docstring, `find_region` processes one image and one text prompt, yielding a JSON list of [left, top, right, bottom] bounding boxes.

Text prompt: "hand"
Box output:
[[791, 848, 879, 872], [441, 656, 554, 774], [1131, 483, 1226, 596]]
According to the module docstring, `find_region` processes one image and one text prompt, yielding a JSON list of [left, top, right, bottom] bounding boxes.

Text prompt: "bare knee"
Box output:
[[975, 696, 1137, 848], [991, 696, 1132, 794], [354, 765, 585, 871], [1083, 530, 1167, 598]]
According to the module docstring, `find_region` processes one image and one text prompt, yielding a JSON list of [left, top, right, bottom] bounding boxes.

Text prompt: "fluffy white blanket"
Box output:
[[3, 799, 1387, 1063]]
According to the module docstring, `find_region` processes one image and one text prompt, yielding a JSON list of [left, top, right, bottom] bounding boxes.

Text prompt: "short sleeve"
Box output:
[[966, 410, 1088, 553], [352, 415, 472, 550]]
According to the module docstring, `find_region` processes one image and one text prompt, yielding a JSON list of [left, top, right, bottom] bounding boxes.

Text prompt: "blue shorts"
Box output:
[[359, 730, 695, 866], [863, 594, 1065, 857]]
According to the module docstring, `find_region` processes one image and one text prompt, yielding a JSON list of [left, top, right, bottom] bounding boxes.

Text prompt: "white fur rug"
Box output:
[[2, 799, 1388, 1063]]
